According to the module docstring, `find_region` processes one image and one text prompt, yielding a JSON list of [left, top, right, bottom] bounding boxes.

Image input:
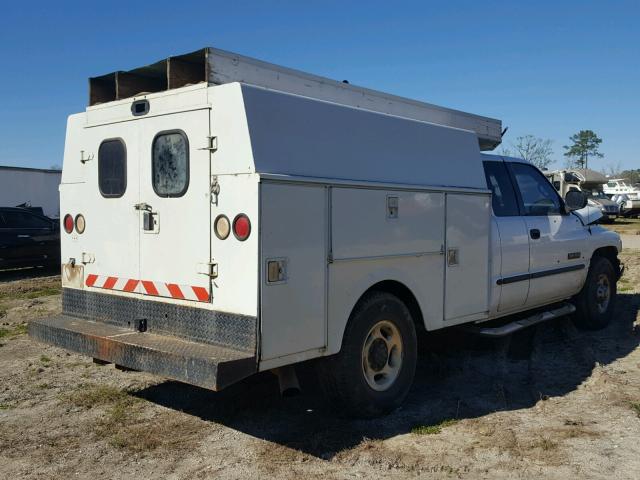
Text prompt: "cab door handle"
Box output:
[[530, 229, 540, 240]]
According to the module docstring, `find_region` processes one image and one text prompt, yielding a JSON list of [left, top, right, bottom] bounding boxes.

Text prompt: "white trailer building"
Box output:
[[0, 166, 62, 218]]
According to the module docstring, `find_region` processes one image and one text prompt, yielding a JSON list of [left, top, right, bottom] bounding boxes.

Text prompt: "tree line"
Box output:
[[500, 130, 635, 182]]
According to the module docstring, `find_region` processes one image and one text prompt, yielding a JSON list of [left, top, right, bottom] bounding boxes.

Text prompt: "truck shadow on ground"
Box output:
[[135, 292, 640, 459]]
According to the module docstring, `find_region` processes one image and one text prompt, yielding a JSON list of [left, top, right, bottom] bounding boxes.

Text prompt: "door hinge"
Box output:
[[199, 136, 218, 152], [81, 252, 95, 264], [80, 150, 94, 164], [197, 262, 218, 278]]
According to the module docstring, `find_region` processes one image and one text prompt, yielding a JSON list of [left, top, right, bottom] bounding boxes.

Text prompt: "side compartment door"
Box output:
[[444, 193, 491, 323], [260, 183, 327, 360], [483, 161, 530, 312], [508, 162, 589, 306]]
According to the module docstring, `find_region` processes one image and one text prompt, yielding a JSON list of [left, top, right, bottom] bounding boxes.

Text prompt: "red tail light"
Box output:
[[233, 214, 251, 241], [63, 214, 74, 234]]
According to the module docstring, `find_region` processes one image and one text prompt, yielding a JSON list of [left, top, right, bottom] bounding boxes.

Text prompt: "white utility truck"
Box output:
[[30, 48, 623, 417]]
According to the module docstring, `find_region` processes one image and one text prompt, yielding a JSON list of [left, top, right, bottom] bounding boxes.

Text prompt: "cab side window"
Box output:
[[483, 161, 520, 216], [510, 163, 562, 216]]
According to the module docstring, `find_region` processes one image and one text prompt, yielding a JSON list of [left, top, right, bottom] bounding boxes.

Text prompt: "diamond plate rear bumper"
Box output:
[[29, 315, 257, 390], [62, 288, 257, 352]]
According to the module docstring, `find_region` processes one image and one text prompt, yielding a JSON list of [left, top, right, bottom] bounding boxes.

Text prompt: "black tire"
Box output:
[[572, 256, 617, 330], [316, 291, 417, 418]]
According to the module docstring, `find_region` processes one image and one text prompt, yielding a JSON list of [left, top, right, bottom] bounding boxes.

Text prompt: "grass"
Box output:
[[0, 323, 28, 339], [618, 277, 634, 292], [67, 384, 137, 409], [0, 285, 61, 301], [411, 418, 458, 435], [604, 217, 640, 236], [631, 402, 640, 418], [63, 383, 205, 453], [533, 437, 559, 451], [40, 355, 51, 364], [0, 403, 13, 410]]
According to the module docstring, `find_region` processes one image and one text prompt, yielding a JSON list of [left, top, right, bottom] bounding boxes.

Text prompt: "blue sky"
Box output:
[[0, 1, 638, 171]]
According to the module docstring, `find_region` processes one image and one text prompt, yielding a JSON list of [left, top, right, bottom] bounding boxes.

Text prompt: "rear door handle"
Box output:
[[530, 229, 540, 240], [17, 234, 30, 238]]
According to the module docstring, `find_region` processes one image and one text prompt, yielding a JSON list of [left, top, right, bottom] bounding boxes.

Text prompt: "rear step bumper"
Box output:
[[29, 315, 257, 390], [463, 302, 576, 337]]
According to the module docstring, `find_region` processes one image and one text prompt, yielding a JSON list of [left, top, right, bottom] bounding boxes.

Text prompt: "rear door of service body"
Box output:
[[79, 123, 142, 292], [137, 109, 212, 303], [80, 108, 212, 303]]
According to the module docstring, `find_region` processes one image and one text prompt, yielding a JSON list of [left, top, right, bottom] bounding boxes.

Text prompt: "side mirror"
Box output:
[[565, 190, 588, 211]]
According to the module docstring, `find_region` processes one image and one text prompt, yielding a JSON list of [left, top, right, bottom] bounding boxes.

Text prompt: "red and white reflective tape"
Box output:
[[85, 274, 209, 302]]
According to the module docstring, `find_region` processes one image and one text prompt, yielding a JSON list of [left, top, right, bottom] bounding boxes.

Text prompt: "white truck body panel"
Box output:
[[491, 216, 530, 313], [89, 47, 502, 150], [444, 193, 491, 322], [259, 182, 327, 361]]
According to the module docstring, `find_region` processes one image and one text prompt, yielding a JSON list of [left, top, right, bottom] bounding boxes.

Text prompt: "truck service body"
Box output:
[[30, 48, 623, 416]]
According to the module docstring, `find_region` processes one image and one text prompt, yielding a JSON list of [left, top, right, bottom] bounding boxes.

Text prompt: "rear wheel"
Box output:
[[573, 256, 617, 330], [316, 292, 417, 418]]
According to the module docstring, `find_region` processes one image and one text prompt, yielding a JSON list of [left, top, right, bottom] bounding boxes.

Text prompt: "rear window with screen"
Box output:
[[98, 139, 127, 197], [152, 131, 189, 197]]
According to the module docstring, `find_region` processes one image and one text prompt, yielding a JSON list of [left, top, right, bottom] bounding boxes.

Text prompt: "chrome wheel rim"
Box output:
[[595, 273, 611, 314], [361, 320, 403, 391]]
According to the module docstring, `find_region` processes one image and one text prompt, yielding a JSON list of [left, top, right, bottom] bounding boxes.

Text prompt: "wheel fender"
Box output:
[[326, 262, 429, 356]]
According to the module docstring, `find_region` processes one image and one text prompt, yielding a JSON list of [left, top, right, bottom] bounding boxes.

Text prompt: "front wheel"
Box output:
[[316, 292, 417, 418], [572, 256, 617, 330]]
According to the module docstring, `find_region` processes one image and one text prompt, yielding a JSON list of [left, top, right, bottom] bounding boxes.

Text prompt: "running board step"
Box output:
[[464, 303, 576, 337], [29, 315, 257, 390]]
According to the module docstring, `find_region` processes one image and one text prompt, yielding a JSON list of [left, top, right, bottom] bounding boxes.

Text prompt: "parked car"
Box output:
[[0, 207, 60, 269], [585, 190, 620, 222]]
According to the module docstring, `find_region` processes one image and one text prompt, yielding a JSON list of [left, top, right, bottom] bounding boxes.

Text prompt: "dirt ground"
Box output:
[[607, 217, 640, 236], [1, 251, 639, 480]]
